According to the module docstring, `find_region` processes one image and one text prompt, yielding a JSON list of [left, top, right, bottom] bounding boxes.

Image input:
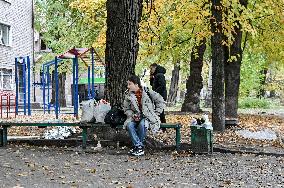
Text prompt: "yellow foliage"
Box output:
[[70, 0, 106, 58], [68, 0, 284, 67]]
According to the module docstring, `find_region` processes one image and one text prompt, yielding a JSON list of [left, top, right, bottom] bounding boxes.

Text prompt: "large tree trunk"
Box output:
[[181, 39, 206, 112], [105, 0, 143, 106], [224, 48, 241, 119], [167, 63, 180, 107], [211, 0, 225, 132], [224, 0, 248, 119]]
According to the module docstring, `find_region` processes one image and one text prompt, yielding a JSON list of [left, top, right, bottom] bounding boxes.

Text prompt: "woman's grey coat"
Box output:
[[123, 87, 166, 133]]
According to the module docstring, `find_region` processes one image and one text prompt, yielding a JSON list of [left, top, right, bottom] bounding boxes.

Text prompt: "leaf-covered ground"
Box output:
[[0, 146, 283, 188], [2, 113, 284, 187], [163, 113, 284, 149]]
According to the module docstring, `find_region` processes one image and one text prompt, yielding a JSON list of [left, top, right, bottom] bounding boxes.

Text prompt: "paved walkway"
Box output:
[[0, 145, 283, 188]]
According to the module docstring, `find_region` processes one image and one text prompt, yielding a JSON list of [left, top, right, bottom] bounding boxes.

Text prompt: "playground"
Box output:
[[1, 0, 284, 187], [0, 46, 283, 188], [0, 47, 109, 148], [13, 47, 104, 118], [0, 47, 283, 151]]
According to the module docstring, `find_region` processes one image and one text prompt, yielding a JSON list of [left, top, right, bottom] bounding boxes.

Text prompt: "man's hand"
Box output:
[[133, 114, 141, 121]]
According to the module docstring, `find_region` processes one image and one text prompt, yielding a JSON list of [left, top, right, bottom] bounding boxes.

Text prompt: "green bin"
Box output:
[[191, 126, 213, 154]]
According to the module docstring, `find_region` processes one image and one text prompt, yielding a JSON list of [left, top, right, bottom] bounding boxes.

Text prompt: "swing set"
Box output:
[[12, 47, 103, 119], [41, 47, 99, 118]]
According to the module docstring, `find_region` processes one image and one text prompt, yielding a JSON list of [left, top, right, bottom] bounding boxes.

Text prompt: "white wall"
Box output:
[[0, 0, 33, 90]]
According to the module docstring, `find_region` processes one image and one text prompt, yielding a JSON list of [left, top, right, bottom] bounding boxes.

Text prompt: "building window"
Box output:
[[0, 68, 13, 90], [41, 39, 47, 51], [0, 23, 11, 46]]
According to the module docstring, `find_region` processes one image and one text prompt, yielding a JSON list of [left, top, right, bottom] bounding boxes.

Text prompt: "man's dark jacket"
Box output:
[[150, 65, 167, 101]]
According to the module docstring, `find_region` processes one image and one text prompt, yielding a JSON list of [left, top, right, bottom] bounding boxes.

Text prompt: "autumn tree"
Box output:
[[224, 0, 248, 119], [167, 63, 180, 106], [139, 0, 211, 110], [242, 0, 284, 99], [211, 0, 225, 131], [105, 0, 143, 106], [35, 0, 75, 107], [35, 0, 103, 52], [35, 0, 106, 106], [222, 0, 284, 118], [182, 39, 206, 112], [37, 0, 284, 118]]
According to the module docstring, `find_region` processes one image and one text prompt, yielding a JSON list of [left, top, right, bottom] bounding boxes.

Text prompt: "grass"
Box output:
[[238, 97, 271, 109]]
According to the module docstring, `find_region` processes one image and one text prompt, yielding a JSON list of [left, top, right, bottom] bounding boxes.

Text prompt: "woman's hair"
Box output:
[[128, 75, 142, 88]]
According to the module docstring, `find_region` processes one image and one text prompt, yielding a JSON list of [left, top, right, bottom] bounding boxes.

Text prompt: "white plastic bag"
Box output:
[[93, 100, 111, 123], [81, 99, 96, 123], [44, 126, 76, 139], [190, 115, 213, 130], [201, 114, 213, 130]]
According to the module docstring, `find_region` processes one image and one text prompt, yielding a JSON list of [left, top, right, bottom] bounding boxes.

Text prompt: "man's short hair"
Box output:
[[150, 63, 158, 67], [128, 75, 141, 87]]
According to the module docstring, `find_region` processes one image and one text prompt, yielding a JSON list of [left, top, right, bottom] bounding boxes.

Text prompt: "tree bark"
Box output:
[[257, 67, 268, 98], [204, 61, 212, 108], [167, 63, 180, 107], [224, 0, 248, 119], [181, 39, 206, 112], [51, 71, 66, 107], [211, 0, 225, 132], [58, 72, 66, 107], [224, 48, 241, 119], [105, 0, 143, 106]]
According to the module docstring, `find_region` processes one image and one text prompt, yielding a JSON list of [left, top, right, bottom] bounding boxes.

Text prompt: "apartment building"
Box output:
[[0, 0, 33, 91]]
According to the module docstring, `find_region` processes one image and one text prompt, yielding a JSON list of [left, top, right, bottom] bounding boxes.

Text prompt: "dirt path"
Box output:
[[0, 145, 283, 188]]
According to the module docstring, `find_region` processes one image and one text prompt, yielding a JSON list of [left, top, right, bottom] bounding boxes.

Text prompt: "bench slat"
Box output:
[[0, 123, 79, 127], [160, 123, 181, 128]]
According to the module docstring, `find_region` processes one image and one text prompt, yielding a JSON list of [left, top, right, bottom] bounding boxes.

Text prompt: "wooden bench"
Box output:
[[0, 122, 86, 147], [0, 122, 182, 150], [81, 123, 182, 150]]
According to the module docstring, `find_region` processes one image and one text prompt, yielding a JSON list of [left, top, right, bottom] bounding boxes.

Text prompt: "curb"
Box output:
[[213, 145, 284, 157], [3, 139, 284, 157]]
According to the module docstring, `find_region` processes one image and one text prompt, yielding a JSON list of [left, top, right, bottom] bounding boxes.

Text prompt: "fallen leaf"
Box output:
[[89, 168, 96, 174], [17, 173, 28, 177]]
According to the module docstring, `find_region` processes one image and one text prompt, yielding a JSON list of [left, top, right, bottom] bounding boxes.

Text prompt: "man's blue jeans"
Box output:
[[127, 118, 146, 147]]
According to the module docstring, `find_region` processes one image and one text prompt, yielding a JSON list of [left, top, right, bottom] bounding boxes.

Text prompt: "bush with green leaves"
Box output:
[[238, 97, 271, 109]]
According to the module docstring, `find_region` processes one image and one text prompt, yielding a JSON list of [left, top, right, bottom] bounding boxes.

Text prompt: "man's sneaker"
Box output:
[[131, 146, 144, 156], [128, 146, 137, 154], [160, 127, 167, 133]]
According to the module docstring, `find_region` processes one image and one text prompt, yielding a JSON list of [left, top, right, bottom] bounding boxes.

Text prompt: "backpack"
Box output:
[[104, 106, 127, 127]]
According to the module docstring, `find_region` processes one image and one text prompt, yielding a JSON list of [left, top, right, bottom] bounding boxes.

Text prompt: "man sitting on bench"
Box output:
[[123, 75, 166, 156]]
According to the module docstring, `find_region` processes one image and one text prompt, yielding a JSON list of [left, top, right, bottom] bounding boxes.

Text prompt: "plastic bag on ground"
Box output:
[[236, 129, 277, 140], [44, 126, 76, 139]]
